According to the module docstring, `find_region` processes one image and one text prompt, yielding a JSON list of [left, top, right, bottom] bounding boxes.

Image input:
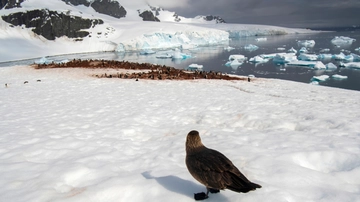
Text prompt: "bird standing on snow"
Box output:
[[185, 130, 261, 200]]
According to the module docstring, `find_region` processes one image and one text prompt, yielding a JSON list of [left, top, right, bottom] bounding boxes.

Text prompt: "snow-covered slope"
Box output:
[[1, 66, 360, 202], [0, 0, 317, 62]]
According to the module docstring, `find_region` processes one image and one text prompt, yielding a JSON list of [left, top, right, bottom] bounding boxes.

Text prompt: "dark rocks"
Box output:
[[0, 0, 24, 9], [203, 15, 226, 23], [61, 0, 126, 19], [90, 0, 126, 19], [62, 0, 90, 6], [1, 9, 104, 40], [139, 10, 160, 22]]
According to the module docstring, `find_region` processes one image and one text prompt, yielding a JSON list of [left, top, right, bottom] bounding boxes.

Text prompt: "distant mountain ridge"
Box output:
[[0, 0, 225, 41]]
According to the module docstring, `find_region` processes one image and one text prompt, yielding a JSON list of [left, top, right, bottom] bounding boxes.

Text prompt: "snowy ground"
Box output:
[[1, 66, 360, 202]]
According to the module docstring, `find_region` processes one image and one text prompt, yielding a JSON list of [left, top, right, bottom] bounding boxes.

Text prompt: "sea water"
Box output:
[[1, 30, 360, 91]]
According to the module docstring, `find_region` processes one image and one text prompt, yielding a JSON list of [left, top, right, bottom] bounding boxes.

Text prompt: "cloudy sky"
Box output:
[[149, 0, 360, 28]]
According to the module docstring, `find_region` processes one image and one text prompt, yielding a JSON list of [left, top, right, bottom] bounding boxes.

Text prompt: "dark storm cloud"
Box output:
[[157, 0, 360, 28]]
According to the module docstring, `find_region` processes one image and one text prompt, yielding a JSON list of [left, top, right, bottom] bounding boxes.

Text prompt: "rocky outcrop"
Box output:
[[62, 0, 90, 6], [0, 0, 25, 9], [61, 0, 126, 19], [90, 0, 126, 19], [1, 9, 104, 40], [139, 10, 159, 22], [203, 15, 226, 23]]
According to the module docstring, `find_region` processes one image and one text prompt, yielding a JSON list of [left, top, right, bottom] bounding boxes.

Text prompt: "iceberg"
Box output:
[[318, 54, 333, 60], [332, 74, 348, 80], [273, 53, 297, 63], [287, 47, 297, 53], [311, 75, 330, 82], [287, 61, 326, 69], [244, 44, 259, 51], [228, 54, 247, 62], [35, 57, 53, 64], [249, 55, 269, 63], [297, 40, 315, 47], [172, 49, 192, 59], [225, 60, 243, 68], [298, 53, 318, 61], [326, 63, 337, 71], [224, 46, 235, 51], [340, 62, 360, 69], [331, 36, 356, 46], [187, 64, 203, 71], [299, 47, 308, 53], [320, 48, 330, 53], [226, 54, 246, 67], [355, 47, 360, 52], [255, 37, 267, 41], [261, 52, 287, 59], [277, 47, 286, 51], [333, 52, 346, 60]]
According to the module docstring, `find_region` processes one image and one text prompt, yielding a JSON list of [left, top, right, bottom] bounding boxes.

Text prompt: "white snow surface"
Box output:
[[1, 66, 360, 202], [0, 0, 316, 62]]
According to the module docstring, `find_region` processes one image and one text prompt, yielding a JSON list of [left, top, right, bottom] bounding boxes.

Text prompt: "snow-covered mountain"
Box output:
[[0, 0, 316, 62]]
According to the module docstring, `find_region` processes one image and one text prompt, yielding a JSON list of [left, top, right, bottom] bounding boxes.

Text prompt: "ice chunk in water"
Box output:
[[255, 37, 267, 41], [299, 47, 308, 53], [326, 63, 337, 71], [287, 47, 297, 53], [298, 53, 318, 61], [297, 40, 315, 47], [331, 36, 356, 46], [312, 75, 330, 82], [249, 55, 269, 63], [244, 44, 259, 51], [332, 74, 348, 80]]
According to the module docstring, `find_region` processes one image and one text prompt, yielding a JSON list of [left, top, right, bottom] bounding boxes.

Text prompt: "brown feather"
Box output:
[[185, 130, 261, 193]]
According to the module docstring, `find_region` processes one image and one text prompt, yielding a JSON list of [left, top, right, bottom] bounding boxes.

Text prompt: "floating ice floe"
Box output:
[[299, 47, 308, 53], [224, 46, 235, 51], [187, 64, 203, 71], [312, 75, 330, 82], [298, 53, 318, 61], [333, 52, 346, 60], [261, 52, 286, 59], [340, 62, 360, 69], [255, 37, 267, 42], [35, 57, 53, 64], [331, 36, 356, 46], [225, 54, 247, 67], [318, 54, 333, 60], [139, 49, 156, 55], [355, 47, 360, 52], [332, 74, 348, 80], [326, 63, 337, 71], [249, 55, 269, 63], [287, 47, 297, 53], [287, 61, 326, 69], [297, 40, 315, 47], [225, 60, 243, 68], [277, 47, 286, 51], [156, 53, 172, 58], [172, 49, 192, 60], [228, 54, 247, 62], [244, 44, 259, 51], [320, 48, 330, 53], [273, 53, 297, 64]]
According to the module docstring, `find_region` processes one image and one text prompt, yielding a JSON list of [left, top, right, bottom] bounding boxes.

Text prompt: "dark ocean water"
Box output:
[[1, 30, 360, 91]]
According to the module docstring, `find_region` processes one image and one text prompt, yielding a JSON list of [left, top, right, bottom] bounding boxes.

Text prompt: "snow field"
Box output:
[[1, 66, 360, 201]]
